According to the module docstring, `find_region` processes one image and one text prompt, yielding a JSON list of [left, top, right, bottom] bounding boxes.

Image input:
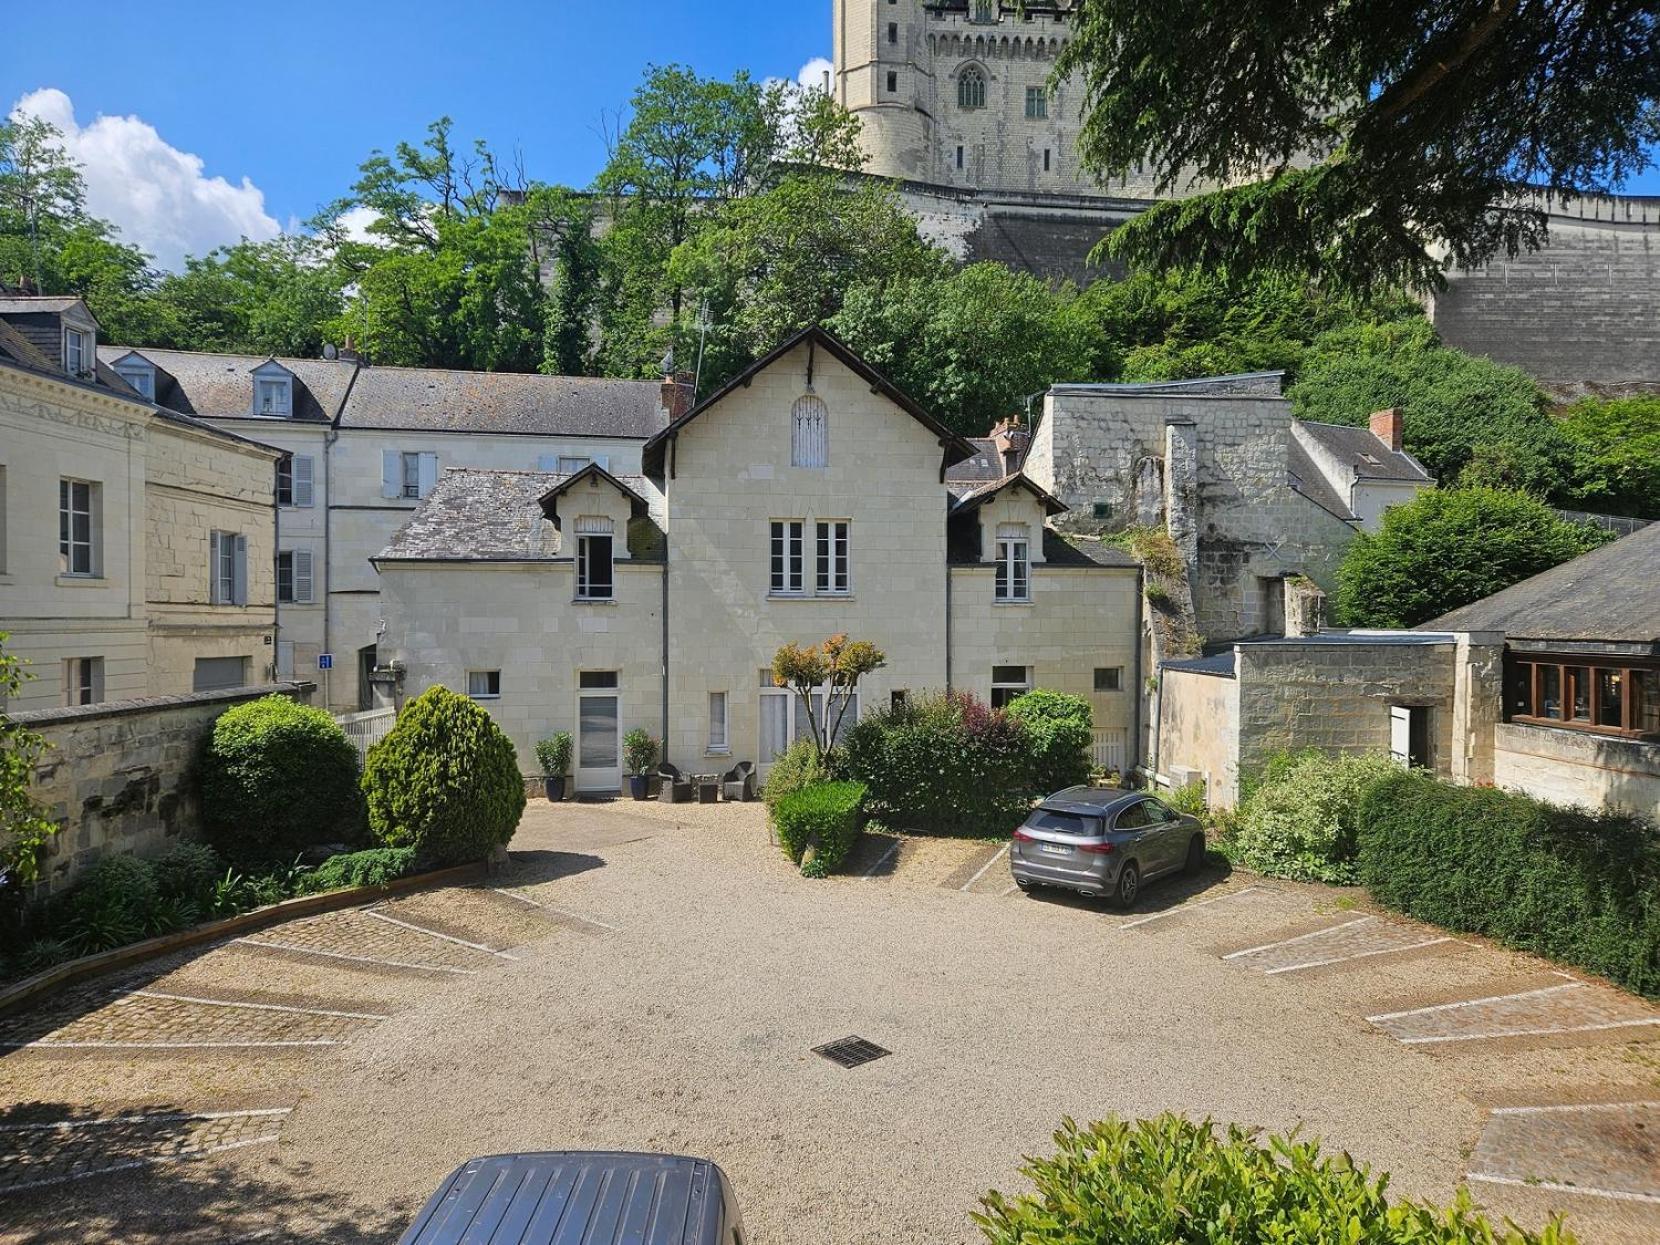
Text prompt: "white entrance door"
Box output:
[[576, 690, 621, 793], [756, 686, 859, 781]]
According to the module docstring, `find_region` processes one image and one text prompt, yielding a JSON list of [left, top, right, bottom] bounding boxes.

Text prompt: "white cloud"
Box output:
[[10, 88, 281, 271], [334, 205, 383, 245], [796, 57, 834, 94]]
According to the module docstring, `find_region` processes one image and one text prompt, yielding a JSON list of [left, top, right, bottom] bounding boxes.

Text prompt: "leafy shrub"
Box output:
[[622, 729, 659, 776], [1226, 751, 1400, 884], [153, 842, 223, 904], [842, 692, 1031, 837], [773, 781, 867, 877], [536, 733, 572, 777], [1560, 395, 1660, 519], [199, 694, 363, 863], [1006, 689, 1092, 797], [1359, 771, 1660, 999], [300, 846, 418, 894], [975, 1114, 1570, 1245], [363, 685, 526, 867], [762, 739, 828, 811], [1163, 781, 1208, 818]]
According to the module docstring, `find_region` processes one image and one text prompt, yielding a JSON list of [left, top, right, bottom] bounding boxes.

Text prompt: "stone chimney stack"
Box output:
[[990, 418, 1030, 475], [661, 371, 696, 422], [339, 335, 360, 364], [1369, 407, 1404, 452]]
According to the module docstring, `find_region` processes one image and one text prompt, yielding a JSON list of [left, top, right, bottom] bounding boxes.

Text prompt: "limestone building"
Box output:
[[104, 344, 682, 712], [0, 295, 283, 710], [375, 328, 1142, 790]]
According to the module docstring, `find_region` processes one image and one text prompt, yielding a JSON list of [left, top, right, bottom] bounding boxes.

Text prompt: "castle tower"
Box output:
[[833, 0, 936, 182]]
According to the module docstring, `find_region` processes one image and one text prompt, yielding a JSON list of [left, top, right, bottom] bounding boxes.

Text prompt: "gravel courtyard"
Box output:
[[1, 801, 1658, 1244]]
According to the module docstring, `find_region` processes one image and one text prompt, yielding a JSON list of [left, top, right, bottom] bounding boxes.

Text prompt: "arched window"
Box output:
[[973, 0, 994, 22], [791, 393, 828, 468], [958, 66, 986, 110]]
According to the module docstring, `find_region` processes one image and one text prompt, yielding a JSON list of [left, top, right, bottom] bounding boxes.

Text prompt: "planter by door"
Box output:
[[628, 774, 650, 801], [544, 776, 566, 802]]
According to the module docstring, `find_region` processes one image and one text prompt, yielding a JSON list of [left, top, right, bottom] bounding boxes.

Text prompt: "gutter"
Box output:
[[944, 557, 953, 693], [1134, 564, 1147, 774], [660, 533, 670, 763], [322, 359, 364, 702], [272, 474, 281, 681]]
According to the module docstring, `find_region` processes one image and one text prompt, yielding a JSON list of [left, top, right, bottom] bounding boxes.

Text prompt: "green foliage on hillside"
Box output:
[[1559, 396, 1660, 519]]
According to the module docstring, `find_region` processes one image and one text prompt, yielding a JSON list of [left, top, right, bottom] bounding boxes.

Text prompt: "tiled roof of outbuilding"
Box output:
[[946, 438, 1005, 489], [1296, 418, 1433, 482], [1285, 439, 1358, 523]]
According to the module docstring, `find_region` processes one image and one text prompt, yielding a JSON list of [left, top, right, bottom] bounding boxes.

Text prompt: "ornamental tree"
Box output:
[[772, 634, 887, 761]]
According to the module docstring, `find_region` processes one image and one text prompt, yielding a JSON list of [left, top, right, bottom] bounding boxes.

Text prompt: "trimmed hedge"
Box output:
[[975, 1114, 1570, 1244], [1358, 771, 1660, 999], [773, 781, 866, 877], [761, 739, 828, 811], [1005, 689, 1093, 796], [363, 686, 526, 867], [199, 694, 364, 862]]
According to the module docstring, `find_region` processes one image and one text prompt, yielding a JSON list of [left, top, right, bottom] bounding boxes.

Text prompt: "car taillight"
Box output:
[[1078, 841, 1115, 855], [1011, 827, 1034, 842]]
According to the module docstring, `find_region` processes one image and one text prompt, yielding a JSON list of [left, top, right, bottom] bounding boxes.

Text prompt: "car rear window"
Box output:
[[1025, 810, 1100, 836]]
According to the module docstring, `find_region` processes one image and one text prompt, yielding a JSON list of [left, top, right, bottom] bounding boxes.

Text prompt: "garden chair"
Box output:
[[657, 763, 694, 804], [722, 761, 756, 802]]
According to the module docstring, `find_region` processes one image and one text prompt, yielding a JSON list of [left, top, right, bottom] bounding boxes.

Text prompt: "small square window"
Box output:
[[579, 670, 620, 690], [1092, 501, 1112, 520], [891, 690, 909, 711], [65, 656, 103, 706], [1094, 667, 1123, 692], [467, 670, 502, 699]]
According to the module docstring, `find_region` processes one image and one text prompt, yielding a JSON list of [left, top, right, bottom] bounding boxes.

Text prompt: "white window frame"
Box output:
[[467, 670, 502, 700], [64, 656, 103, 707], [58, 478, 98, 577], [770, 520, 805, 596], [210, 531, 248, 606], [815, 519, 851, 595], [575, 523, 615, 601], [991, 665, 1032, 710], [386, 450, 438, 500], [255, 376, 292, 416], [115, 362, 154, 399], [63, 326, 89, 377], [402, 452, 422, 499], [277, 549, 313, 604], [707, 690, 730, 755], [994, 534, 1031, 603]]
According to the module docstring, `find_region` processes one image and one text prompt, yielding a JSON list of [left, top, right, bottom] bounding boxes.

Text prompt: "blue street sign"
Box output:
[[318, 653, 334, 670]]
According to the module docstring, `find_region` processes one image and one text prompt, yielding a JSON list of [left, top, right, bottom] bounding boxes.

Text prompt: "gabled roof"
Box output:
[[1285, 438, 1358, 523], [538, 461, 651, 525], [949, 472, 1068, 517], [946, 437, 1006, 489], [1049, 371, 1286, 399], [641, 326, 978, 478], [1424, 521, 1660, 648], [1296, 418, 1433, 482]]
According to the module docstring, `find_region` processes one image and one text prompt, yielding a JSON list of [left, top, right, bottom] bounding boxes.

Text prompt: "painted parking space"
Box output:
[[487, 884, 619, 935], [1368, 981, 1660, 1047], [1468, 1102, 1660, 1208], [231, 907, 505, 976], [1222, 914, 1459, 976], [0, 1107, 290, 1196], [0, 986, 384, 1052]]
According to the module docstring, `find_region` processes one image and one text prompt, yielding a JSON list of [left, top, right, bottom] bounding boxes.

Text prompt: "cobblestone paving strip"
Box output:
[[1369, 983, 1660, 1046], [0, 989, 377, 1050], [231, 938, 479, 976], [1468, 1101, 1660, 1206], [0, 1108, 289, 1195], [230, 907, 498, 974], [1222, 915, 1457, 975], [361, 908, 519, 960]]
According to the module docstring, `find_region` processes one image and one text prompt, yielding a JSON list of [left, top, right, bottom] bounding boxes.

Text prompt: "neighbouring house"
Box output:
[[101, 344, 683, 711], [374, 328, 1142, 791], [1155, 522, 1658, 819], [0, 294, 284, 710]]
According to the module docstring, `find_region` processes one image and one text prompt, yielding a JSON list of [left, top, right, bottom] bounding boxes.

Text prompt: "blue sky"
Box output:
[[5, 2, 1657, 270]]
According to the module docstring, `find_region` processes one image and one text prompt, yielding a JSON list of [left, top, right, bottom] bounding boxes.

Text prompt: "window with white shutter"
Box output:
[[791, 395, 828, 468], [277, 550, 314, 604], [290, 455, 314, 507], [994, 523, 1031, 603]]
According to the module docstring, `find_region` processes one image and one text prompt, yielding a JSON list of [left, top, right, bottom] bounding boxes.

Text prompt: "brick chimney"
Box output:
[[990, 417, 1029, 475], [1369, 407, 1404, 452], [661, 370, 696, 422]]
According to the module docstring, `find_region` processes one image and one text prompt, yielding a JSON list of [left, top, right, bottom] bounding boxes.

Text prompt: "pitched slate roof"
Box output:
[[1285, 438, 1358, 523], [1296, 418, 1433, 482], [946, 438, 1005, 489], [1048, 371, 1286, 398], [950, 472, 1068, 517], [1424, 521, 1660, 647], [97, 347, 353, 422]]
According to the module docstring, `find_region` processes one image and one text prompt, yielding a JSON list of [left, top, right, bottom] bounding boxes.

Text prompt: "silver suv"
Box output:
[[1010, 788, 1205, 907]]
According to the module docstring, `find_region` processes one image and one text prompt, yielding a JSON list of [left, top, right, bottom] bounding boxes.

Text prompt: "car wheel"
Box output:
[[1113, 861, 1140, 909], [1184, 834, 1206, 875]]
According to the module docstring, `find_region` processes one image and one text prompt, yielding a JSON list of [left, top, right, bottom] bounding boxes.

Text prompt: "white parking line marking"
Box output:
[[1466, 1173, 1660, 1206], [233, 937, 478, 975], [0, 1108, 291, 1134], [0, 1133, 283, 1194], [960, 844, 1009, 892], [1120, 885, 1265, 929], [1122, 883, 1261, 929], [1398, 1017, 1660, 1045], [124, 990, 388, 1021], [364, 909, 519, 959], [1223, 915, 1374, 960], [860, 840, 903, 879], [1489, 1102, 1660, 1116], [2, 1040, 340, 1050], [1264, 936, 1455, 975], [1366, 982, 1584, 1023], [489, 888, 619, 932], [1001, 883, 1020, 896]]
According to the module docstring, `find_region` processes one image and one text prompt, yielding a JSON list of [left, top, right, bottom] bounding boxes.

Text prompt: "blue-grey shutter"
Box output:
[[537, 454, 559, 472], [209, 531, 223, 605], [382, 450, 401, 499], [294, 550, 314, 603], [293, 455, 315, 507], [233, 535, 249, 606], [417, 452, 439, 497]]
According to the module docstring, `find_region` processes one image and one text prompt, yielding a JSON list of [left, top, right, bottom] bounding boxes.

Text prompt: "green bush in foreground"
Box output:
[[362, 685, 525, 867], [1225, 750, 1401, 884], [299, 847, 418, 894], [199, 694, 364, 863], [773, 781, 867, 877], [761, 739, 828, 811], [1005, 689, 1093, 796], [975, 1114, 1571, 1244], [1359, 771, 1660, 999]]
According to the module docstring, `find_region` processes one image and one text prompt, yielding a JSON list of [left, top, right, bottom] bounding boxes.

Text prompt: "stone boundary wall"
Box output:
[[10, 682, 316, 896]]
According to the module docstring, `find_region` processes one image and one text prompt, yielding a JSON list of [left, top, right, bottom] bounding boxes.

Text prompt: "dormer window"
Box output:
[[63, 326, 90, 377], [114, 357, 155, 399], [256, 377, 292, 415]]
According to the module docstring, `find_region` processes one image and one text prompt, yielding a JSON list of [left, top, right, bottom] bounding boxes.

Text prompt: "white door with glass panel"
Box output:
[[576, 671, 621, 793], [757, 673, 858, 780]]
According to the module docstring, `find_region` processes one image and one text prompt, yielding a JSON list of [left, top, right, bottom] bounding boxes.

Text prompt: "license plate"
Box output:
[[1039, 844, 1071, 856]]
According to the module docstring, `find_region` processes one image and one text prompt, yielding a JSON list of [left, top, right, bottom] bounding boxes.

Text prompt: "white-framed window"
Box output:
[[115, 361, 154, 399], [210, 531, 248, 605], [63, 327, 89, 376], [402, 452, 421, 498], [538, 454, 609, 473], [256, 376, 292, 416], [958, 66, 986, 110], [1025, 86, 1048, 119], [277, 550, 313, 604], [467, 670, 502, 700], [758, 669, 860, 767], [994, 525, 1031, 602], [708, 691, 730, 754], [575, 516, 615, 600], [815, 520, 850, 595], [64, 656, 103, 706], [770, 520, 805, 595], [791, 394, 828, 468], [385, 450, 438, 500], [991, 664, 1031, 710], [58, 478, 98, 576], [276, 454, 315, 507]]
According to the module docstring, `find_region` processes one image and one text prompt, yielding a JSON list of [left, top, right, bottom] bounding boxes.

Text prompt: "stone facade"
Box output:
[[11, 682, 314, 896], [1493, 722, 1660, 819]]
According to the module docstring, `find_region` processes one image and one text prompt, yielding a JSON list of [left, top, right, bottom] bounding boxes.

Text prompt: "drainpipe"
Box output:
[[660, 538, 670, 765], [1135, 565, 1151, 778], [944, 558, 953, 693], [272, 464, 282, 683], [321, 357, 362, 710]]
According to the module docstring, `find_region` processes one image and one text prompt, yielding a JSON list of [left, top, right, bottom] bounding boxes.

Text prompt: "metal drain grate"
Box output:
[[812, 1036, 891, 1069]]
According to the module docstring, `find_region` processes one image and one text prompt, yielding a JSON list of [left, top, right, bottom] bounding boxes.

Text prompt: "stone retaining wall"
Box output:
[[10, 682, 315, 895]]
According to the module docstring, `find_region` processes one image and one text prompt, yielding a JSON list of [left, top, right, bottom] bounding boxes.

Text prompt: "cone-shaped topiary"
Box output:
[[362, 685, 526, 866], [199, 694, 364, 862]]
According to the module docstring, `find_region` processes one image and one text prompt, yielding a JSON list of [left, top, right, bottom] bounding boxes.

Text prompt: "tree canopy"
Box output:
[[1056, 2, 1660, 292]]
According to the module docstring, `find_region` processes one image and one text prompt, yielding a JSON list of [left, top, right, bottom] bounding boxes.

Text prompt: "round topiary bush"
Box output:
[[199, 695, 363, 863], [362, 685, 526, 867]]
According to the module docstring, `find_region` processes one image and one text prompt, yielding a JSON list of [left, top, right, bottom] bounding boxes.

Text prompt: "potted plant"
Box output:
[[536, 733, 572, 802], [623, 728, 659, 801]]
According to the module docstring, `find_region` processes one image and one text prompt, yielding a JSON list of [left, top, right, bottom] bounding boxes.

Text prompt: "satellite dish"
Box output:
[[323, 343, 338, 360], [659, 349, 675, 376]]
